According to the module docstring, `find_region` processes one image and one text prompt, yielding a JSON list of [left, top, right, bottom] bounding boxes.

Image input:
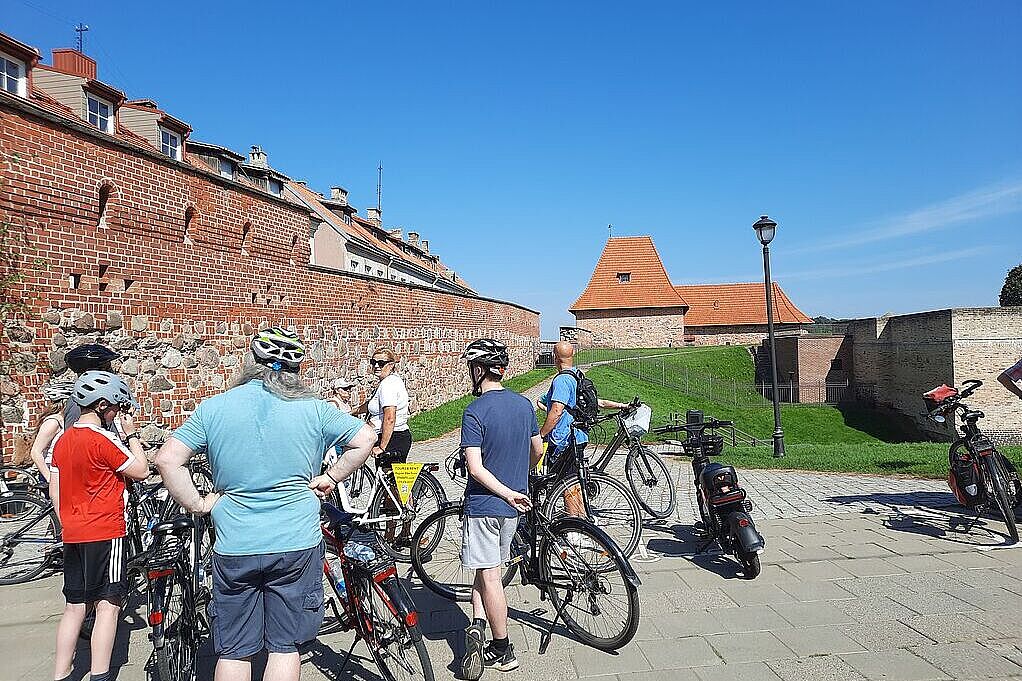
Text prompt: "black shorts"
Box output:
[[377, 429, 412, 467], [63, 537, 129, 604]]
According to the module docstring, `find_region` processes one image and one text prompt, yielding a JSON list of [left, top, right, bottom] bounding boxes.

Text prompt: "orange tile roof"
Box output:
[[673, 283, 813, 326], [570, 236, 688, 312]]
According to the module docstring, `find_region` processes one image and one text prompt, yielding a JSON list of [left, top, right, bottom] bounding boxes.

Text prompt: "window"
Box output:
[[240, 222, 252, 254], [220, 159, 235, 179], [159, 127, 181, 160], [0, 53, 27, 97], [830, 358, 843, 371], [365, 264, 372, 274], [617, 272, 631, 283], [268, 178, 283, 196], [350, 259, 359, 271], [342, 214, 351, 225], [87, 94, 114, 132], [377, 269, 384, 277], [97, 184, 112, 228], [183, 207, 196, 244]]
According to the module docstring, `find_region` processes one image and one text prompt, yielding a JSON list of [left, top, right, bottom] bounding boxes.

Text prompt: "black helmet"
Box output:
[[66, 344, 121, 374]]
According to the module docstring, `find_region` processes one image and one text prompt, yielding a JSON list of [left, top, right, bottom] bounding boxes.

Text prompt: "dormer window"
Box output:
[[617, 272, 631, 283], [268, 178, 283, 196], [87, 94, 114, 132], [219, 159, 235, 179], [160, 127, 182, 160], [0, 52, 27, 97]]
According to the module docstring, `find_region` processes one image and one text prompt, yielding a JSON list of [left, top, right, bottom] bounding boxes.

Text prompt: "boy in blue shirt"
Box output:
[[458, 339, 543, 678]]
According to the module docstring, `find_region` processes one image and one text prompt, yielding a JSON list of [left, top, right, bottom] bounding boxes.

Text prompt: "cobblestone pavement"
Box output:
[[4, 393, 1021, 680]]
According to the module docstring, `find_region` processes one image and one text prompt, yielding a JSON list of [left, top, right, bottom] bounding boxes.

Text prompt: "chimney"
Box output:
[[407, 231, 419, 247], [367, 207, 382, 226], [420, 239, 429, 253], [53, 48, 96, 80], [248, 145, 268, 168], [330, 186, 348, 205]]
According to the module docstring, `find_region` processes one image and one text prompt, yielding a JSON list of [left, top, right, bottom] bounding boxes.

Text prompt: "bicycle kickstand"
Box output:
[[539, 589, 574, 655]]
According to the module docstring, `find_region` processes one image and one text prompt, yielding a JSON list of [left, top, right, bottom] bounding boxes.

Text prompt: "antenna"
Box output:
[[608, 223, 613, 237], [376, 163, 383, 212], [74, 24, 90, 52]]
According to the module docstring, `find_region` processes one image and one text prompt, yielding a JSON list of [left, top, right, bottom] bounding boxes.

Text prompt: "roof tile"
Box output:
[[674, 283, 813, 326], [570, 236, 688, 312]]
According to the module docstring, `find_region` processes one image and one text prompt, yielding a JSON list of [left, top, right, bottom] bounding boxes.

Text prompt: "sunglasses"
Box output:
[[371, 359, 393, 368]]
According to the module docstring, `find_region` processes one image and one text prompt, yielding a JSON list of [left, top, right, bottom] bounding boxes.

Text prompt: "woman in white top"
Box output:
[[354, 348, 412, 543], [29, 382, 74, 484]]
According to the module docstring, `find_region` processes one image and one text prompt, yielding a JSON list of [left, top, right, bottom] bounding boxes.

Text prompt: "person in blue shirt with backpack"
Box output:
[[537, 341, 627, 472]]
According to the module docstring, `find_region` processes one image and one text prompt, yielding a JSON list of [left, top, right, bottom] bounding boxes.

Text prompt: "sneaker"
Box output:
[[461, 622, 486, 680], [483, 642, 519, 672]]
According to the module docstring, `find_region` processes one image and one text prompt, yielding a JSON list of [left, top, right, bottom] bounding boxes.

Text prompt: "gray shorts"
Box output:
[[210, 542, 325, 658], [461, 516, 517, 569]]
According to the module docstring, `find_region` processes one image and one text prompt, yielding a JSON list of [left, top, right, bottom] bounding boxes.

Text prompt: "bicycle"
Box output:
[[144, 513, 212, 681], [410, 491, 641, 653], [329, 459, 446, 562], [925, 379, 1020, 543], [588, 398, 677, 520], [0, 466, 47, 499], [321, 501, 434, 681]]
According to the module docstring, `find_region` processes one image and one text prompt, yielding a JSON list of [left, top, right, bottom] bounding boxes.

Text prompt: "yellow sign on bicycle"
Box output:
[[391, 463, 423, 506]]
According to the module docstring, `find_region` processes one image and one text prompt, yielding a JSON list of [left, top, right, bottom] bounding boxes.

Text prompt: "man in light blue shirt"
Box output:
[[157, 328, 375, 681]]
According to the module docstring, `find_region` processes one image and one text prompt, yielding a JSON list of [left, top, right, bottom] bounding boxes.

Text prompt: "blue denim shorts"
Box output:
[[210, 542, 325, 658]]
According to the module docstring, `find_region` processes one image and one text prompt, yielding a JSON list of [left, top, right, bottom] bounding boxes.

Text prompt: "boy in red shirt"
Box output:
[[50, 371, 149, 681]]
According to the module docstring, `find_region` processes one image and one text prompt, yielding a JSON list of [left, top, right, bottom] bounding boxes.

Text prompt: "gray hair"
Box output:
[[231, 354, 316, 400]]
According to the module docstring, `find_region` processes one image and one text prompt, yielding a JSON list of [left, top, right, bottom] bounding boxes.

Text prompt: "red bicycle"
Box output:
[[320, 502, 434, 681]]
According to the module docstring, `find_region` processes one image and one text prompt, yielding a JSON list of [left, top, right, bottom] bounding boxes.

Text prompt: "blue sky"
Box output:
[[8, 1, 1021, 337]]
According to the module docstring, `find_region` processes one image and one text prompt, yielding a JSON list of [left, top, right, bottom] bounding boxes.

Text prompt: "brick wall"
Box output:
[[0, 99, 539, 461], [766, 335, 852, 403], [573, 308, 685, 347], [686, 324, 807, 347]]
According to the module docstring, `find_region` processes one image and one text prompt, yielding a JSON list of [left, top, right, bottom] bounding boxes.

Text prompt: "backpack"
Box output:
[[948, 448, 985, 508], [556, 368, 599, 431]]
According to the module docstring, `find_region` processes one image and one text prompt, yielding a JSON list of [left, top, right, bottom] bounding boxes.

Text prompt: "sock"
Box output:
[[491, 637, 509, 653], [472, 617, 487, 631]]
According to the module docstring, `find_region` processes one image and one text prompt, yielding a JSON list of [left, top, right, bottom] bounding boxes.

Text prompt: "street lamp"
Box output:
[[753, 215, 786, 458]]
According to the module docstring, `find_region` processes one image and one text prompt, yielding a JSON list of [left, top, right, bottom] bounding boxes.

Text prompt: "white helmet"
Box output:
[[42, 381, 74, 403], [72, 371, 139, 409], [251, 327, 305, 371]]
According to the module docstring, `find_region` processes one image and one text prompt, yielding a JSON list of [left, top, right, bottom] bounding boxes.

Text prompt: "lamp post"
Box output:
[[753, 215, 786, 458]]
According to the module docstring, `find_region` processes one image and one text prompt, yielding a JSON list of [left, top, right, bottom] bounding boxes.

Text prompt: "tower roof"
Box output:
[[570, 236, 688, 312]]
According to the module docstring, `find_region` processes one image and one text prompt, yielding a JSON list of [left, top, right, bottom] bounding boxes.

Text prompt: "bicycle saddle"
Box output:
[[321, 502, 357, 529], [963, 410, 985, 421], [152, 515, 194, 535]]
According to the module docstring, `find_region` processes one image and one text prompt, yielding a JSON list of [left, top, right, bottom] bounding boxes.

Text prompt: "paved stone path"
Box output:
[[4, 386, 1021, 680]]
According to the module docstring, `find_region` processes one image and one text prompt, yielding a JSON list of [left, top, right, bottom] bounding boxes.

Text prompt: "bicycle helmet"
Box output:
[[251, 327, 305, 372], [72, 370, 139, 409], [65, 344, 121, 374], [42, 381, 74, 403], [462, 339, 509, 395]]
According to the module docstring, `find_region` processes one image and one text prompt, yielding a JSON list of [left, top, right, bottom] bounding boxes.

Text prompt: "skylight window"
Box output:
[[0, 52, 27, 97], [160, 127, 181, 160], [87, 94, 114, 132], [617, 272, 631, 283]]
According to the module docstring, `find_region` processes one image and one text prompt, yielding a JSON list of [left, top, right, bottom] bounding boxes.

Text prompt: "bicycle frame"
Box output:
[[333, 464, 418, 527]]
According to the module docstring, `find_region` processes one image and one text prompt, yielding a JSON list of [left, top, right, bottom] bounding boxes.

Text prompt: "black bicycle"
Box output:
[[925, 380, 1020, 543], [410, 461, 641, 653], [588, 398, 677, 520], [144, 513, 212, 681]]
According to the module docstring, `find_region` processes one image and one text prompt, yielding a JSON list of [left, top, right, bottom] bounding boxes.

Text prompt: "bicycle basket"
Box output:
[[701, 434, 724, 458], [146, 534, 186, 571], [622, 404, 652, 436]]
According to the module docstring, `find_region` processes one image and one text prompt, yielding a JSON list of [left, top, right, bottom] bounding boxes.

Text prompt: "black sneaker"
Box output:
[[483, 642, 519, 672], [461, 622, 486, 680]]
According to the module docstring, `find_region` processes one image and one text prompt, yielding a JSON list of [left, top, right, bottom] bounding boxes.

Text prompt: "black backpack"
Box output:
[[556, 368, 599, 431]]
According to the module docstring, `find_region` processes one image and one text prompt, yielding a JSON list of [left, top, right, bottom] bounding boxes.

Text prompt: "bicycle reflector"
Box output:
[[147, 569, 174, 580], [148, 611, 164, 626], [404, 611, 419, 627]]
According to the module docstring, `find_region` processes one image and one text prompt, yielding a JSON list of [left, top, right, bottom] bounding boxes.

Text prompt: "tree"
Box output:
[[1001, 264, 1022, 307]]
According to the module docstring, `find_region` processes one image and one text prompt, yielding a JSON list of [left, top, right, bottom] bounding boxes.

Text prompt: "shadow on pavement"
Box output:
[[302, 640, 389, 681], [642, 523, 749, 579]]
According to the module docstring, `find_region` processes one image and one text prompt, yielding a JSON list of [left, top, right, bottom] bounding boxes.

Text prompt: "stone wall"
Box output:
[[849, 308, 1022, 443], [559, 326, 593, 348], [686, 324, 807, 347], [766, 335, 852, 403], [0, 97, 540, 462], [573, 308, 685, 348]]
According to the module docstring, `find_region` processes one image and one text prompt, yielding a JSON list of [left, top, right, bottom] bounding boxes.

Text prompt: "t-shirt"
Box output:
[[1005, 358, 1022, 382], [540, 368, 588, 449], [51, 423, 133, 543], [171, 380, 365, 556], [460, 388, 538, 517], [368, 374, 409, 434]]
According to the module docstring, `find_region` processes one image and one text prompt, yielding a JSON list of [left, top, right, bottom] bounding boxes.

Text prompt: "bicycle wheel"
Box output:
[[371, 470, 447, 562], [542, 473, 642, 558], [409, 505, 516, 602], [152, 570, 197, 681], [351, 571, 435, 681], [625, 446, 677, 520], [985, 454, 1019, 543], [0, 467, 42, 500], [539, 520, 639, 651], [0, 493, 59, 585]]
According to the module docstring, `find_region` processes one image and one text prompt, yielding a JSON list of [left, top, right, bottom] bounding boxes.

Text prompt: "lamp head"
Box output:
[[753, 215, 777, 245]]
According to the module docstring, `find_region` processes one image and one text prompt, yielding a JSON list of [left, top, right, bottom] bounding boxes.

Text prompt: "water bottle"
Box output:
[[327, 555, 347, 600], [344, 542, 377, 564]]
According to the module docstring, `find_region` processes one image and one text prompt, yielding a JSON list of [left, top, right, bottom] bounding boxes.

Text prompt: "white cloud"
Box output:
[[792, 179, 1022, 254]]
